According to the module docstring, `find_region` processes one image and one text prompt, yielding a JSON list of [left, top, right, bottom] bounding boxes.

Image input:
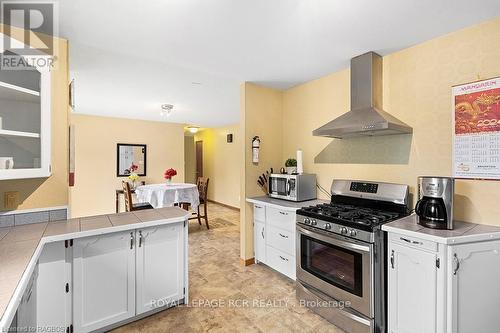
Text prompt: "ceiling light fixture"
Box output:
[[161, 104, 174, 117], [187, 126, 199, 134]]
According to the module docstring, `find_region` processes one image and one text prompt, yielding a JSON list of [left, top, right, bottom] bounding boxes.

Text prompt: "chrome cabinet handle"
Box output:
[[390, 250, 395, 269], [261, 227, 265, 239], [255, 205, 262, 209], [130, 232, 134, 249], [139, 231, 143, 247], [279, 211, 288, 215], [279, 255, 289, 262], [400, 237, 411, 243], [453, 253, 460, 275], [279, 233, 288, 239]]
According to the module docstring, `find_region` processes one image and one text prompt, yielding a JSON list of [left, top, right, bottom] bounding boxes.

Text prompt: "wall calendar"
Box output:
[[453, 77, 500, 179]]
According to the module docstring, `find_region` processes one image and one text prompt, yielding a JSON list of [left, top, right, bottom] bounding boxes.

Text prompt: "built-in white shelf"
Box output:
[[0, 129, 40, 138], [0, 81, 39, 96]]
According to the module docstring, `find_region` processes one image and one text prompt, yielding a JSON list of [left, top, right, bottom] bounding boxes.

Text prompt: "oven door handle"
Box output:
[[297, 225, 371, 254]]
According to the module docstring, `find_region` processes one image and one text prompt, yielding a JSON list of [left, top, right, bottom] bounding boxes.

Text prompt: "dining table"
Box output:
[[135, 183, 200, 209]]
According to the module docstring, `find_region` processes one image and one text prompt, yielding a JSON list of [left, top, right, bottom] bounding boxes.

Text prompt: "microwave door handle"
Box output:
[[286, 179, 290, 195]]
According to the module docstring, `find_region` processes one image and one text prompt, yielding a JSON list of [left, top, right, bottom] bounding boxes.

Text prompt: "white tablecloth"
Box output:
[[135, 183, 200, 209]]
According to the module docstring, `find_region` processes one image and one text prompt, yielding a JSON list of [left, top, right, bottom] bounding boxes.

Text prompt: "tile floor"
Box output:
[[112, 203, 345, 333]]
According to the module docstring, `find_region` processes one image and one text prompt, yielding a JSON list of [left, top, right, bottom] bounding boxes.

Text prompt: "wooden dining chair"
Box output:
[[188, 177, 210, 229], [122, 181, 153, 212]]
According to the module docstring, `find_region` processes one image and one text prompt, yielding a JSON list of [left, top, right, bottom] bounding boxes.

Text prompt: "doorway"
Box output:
[[196, 140, 203, 179]]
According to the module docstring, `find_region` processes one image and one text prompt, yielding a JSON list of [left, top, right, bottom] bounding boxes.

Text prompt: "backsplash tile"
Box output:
[[0, 215, 14, 228], [49, 209, 67, 222], [14, 211, 50, 225]]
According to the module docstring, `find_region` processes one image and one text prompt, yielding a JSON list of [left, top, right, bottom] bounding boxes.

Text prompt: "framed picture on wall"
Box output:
[[117, 143, 147, 177]]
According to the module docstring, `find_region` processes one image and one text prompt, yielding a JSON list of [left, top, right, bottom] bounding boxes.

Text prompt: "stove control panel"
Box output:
[[350, 182, 378, 193], [296, 215, 375, 243]]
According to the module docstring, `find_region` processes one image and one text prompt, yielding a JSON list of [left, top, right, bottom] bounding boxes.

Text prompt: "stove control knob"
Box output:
[[340, 227, 348, 235], [349, 229, 357, 237], [311, 219, 317, 226], [324, 223, 332, 230], [304, 218, 310, 225]]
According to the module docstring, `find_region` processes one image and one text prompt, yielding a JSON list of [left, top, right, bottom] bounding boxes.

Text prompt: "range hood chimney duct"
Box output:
[[312, 52, 413, 138]]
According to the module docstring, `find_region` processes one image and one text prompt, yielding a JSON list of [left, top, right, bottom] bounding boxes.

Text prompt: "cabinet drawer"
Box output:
[[266, 245, 295, 280], [266, 207, 295, 232], [253, 204, 266, 222], [267, 225, 294, 255], [389, 233, 437, 252]]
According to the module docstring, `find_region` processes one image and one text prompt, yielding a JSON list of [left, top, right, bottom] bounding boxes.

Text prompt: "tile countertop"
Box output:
[[246, 196, 328, 211], [382, 214, 500, 245], [0, 207, 190, 330]]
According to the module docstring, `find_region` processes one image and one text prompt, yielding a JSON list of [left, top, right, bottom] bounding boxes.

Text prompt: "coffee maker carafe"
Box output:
[[415, 177, 454, 230]]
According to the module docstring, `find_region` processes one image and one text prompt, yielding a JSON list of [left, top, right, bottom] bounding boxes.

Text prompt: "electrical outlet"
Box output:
[[4, 191, 19, 210]]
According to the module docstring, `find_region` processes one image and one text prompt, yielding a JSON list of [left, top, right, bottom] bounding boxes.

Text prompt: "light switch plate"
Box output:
[[4, 191, 19, 209]]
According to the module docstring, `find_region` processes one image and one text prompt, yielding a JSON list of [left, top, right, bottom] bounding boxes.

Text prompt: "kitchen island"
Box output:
[[0, 207, 190, 333], [382, 214, 500, 332]]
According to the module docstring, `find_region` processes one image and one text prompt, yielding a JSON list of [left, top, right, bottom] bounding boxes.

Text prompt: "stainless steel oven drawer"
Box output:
[[296, 282, 373, 333]]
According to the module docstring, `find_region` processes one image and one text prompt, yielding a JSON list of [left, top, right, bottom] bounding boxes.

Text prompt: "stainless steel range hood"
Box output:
[[313, 52, 413, 138]]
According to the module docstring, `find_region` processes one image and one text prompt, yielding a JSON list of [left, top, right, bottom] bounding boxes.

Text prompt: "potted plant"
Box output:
[[285, 158, 297, 175], [127, 163, 139, 189], [164, 168, 177, 184]]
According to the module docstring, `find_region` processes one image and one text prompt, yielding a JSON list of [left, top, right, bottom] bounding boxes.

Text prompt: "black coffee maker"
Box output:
[[415, 177, 454, 230]]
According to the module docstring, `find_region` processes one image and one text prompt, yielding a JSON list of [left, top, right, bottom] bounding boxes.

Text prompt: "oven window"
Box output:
[[301, 234, 363, 297]]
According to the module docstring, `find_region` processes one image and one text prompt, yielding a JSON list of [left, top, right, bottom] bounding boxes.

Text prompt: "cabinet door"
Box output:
[[448, 240, 500, 333], [254, 221, 266, 263], [0, 67, 52, 180], [73, 231, 136, 333], [37, 241, 72, 331], [136, 223, 185, 315], [388, 242, 438, 333], [18, 265, 38, 332]]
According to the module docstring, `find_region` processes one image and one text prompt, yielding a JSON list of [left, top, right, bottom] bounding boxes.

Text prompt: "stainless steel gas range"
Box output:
[[296, 180, 409, 333]]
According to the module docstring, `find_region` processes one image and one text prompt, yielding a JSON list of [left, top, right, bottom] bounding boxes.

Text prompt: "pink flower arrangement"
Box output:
[[164, 168, 177, 180]]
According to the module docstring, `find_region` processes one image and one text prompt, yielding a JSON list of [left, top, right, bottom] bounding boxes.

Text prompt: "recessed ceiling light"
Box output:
[[191, 82, 202, 85], [161, 104, 174, 117], [187, 126, 199, 134]]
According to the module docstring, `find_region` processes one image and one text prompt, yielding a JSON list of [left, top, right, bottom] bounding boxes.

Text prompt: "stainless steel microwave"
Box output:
[[268, 173, 317, 202]]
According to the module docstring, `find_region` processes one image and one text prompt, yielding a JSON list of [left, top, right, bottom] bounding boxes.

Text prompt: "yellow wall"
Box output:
[[282, 18, 500, 226], [69, 114, 185, 217], [184, 135, 196, 184], [240, 83, 283, 260], [194, 124, 241, 208], [0, 34, 69, 211]]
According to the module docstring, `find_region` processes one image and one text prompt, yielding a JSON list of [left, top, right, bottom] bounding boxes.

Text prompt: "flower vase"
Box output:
[[131, 180, 137, 190], [166, 178, 172, 185]]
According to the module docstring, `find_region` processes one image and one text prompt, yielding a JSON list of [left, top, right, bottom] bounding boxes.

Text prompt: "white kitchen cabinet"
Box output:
[[17, 265, 38, 332], [253, 221, 266, 263], [136, 223, 185, 315], [448, 239, 500, 333], [0, 64, 52, 180], [249, 201, 297, 280], [73, 231, 136, 333], [388, 241, 439, 333], [387, 230, 500, 333], [37, 241, 72, 332]]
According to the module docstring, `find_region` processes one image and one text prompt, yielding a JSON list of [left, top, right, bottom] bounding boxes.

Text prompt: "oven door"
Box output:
[[296, 225, 373, 317]]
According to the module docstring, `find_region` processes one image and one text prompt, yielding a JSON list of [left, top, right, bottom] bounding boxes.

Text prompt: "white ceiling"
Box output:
[[57, 0, 500, 127]]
